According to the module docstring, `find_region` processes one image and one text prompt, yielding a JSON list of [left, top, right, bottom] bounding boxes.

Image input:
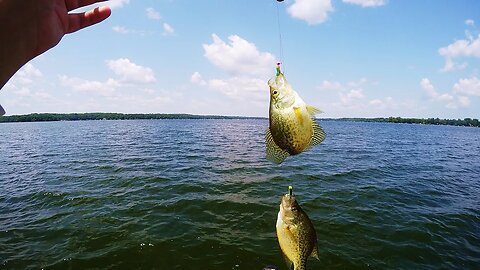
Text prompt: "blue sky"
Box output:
[[1, 0, 480, 118]]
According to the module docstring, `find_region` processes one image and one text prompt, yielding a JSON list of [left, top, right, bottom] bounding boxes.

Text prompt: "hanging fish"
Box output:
[[266, 64, 326, 164], [276, 186, 319, 270]]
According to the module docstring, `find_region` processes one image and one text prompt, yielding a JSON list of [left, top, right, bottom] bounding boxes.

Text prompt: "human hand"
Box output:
[[23, 0, 112, 59], [0, 0, 111, 90], [0, 0, 111, 114]]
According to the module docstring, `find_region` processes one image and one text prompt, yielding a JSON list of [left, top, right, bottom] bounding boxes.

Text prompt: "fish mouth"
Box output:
[[281, 194, 295, 210]]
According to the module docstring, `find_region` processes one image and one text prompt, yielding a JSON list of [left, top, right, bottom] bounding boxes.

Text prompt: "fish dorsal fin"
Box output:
[[265, 128, 289, 164], [306, 105, 322, 116], [310, 120, 326, 146]]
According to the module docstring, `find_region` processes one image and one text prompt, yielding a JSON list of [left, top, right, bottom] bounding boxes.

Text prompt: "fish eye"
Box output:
[[291, 206, 297, 211], [273, 91, 278, 95]]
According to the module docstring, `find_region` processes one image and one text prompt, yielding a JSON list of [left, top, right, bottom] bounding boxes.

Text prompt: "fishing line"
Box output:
[[276, 1, 285, 74]]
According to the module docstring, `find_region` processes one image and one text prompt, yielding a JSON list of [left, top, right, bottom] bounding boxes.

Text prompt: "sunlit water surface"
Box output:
[[1, 119, 479, 269]]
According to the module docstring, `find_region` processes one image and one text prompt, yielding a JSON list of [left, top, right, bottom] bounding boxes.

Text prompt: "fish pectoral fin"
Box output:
[[265, 128, 289, 164], [306, 105, 322, 116], [293, 107, 304, 126], [310, 120, 326, 147]]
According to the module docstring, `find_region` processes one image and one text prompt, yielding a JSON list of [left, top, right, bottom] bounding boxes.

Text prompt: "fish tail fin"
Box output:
[[266, 128, 289, 164]]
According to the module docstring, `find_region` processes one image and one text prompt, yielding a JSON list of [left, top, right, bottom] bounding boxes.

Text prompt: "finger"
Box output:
[[67, 6, 111, 34], [66, 0, 109, 12]]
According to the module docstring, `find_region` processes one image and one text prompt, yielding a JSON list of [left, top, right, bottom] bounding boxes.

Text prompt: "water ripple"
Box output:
[[1, 120, 479, 269]]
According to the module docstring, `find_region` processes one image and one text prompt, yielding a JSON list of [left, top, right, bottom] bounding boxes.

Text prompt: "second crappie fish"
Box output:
[[276, 186, 319, 270], [266, 65, 326, 164]]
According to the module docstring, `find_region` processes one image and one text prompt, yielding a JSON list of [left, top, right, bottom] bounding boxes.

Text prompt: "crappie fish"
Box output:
[[276, 186, 319, 270], [266, 65, 326, 164]]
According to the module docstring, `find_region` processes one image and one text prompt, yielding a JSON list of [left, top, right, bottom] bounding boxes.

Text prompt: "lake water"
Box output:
[[0, 119, 479, 270]]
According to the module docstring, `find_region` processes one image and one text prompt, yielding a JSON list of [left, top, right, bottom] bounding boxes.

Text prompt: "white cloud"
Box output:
[[420, 78, 454, 102], [465, 19, 475, 26], [445, 96, 470, 109], [75, 0, 128, 13], [146, 7, 161, 20], [420, 78, 438, 98], [420, 78, 471, 109], [340, 89, 364, 105], [437, 93, 454, 102], [59, 75, 119, 96], [318, 80, 344, 91], [3, 63, 43, 99], [315, 78, 426, 117], [162, 23, 175, 36], [107, 0, 130, 9], [191, 72, 206, 86], [191, 73, 267, 103], [106, 58, 156, 83], [112, 26, 150, 36], [14, 63, 42, 85], [203, 34, 275, 77], [112, 26, 130, 34], [206, 77, 267, 101], [58, 73, 177, 113], [319, 78, 367, 91], [457, 96, 471, 107], [438, 33, 480, 72], [321, 78, 369, 108], [453, 76, 480, 96], [342, 0, 386, 7], [0, 63, 55, 115], [287, 0, 333, 25], [196, 35, 276, 107], [105, 94, 173, 109], [369, 96, 395, 107], [58, 59, 158, 103], [347, 77, 368, 88]]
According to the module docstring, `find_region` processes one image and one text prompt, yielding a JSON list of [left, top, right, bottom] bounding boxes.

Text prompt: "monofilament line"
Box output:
[[276, 2, 285, 74]]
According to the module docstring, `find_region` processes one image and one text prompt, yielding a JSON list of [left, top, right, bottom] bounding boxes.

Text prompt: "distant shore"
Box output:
[[0, 113, 479, 127], [329, 117, 480, 127]]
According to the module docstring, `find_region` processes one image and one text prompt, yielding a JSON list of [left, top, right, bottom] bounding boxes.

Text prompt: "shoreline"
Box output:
[[0, 113, 479, 127]]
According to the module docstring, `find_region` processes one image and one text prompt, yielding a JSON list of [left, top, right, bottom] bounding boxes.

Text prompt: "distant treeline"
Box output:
[[336, 117, 480, 127], [1, 113, 479, 127], [0, 113, 257, 123]]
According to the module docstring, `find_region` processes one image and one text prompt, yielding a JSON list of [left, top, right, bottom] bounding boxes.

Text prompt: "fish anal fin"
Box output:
[[266, 128, 289, 164]]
